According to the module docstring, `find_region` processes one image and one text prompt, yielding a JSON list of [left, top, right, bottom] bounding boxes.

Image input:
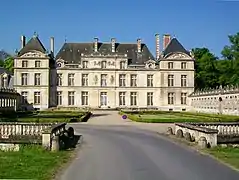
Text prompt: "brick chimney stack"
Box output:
[[163, 34, 171, 50], [137, 38, 142, 53], [111, 38, 116, 52], [94, 37, 98, 52], [50, 37, 54, 55], [21, 35, 26, 49], [155, 34, 160, 60]]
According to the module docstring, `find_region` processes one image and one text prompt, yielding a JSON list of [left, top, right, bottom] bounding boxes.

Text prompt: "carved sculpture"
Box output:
[[93, 75, 98, 85], [110, 75, 114, 84]]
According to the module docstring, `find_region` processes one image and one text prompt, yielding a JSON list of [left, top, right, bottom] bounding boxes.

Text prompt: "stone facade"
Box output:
[[13, 33, 195, 111], [189, 86, 239, 115]]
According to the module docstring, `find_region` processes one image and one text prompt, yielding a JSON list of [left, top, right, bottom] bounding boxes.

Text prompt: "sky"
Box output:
[[0, 0, 238, 58]]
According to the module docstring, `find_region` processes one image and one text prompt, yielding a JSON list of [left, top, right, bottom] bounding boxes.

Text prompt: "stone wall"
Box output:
[[189, 85, 239, 115]]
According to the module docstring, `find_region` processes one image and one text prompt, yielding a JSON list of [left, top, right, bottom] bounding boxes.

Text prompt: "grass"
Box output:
[[0, 110, 91, 123], [0, 145, 72, 180], [204, 147, 239, 170], [120, 110, 239, 123]]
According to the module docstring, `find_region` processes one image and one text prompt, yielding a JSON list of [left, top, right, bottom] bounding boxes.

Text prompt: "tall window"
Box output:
[[130, 92, 137, 106], [168, 62, 173, 69], [181, 62, 187, 69], [168, 93, 174, 105], [34, 92, 41, 104], [147, 92, 153, 106], [34, 73, 41, 85], [168, 75, 174, 87], [22, 60, 28, 68], [101, 74, 107, 86], [119, 92, 126, 106], [57, 91, 62, 105], [82, 61, 88, 68], [21, 73, 28, 85], [3, 76, 8, 87], [119, 74, 126, 87], [130, 74, 137, 87], [181, 75, 187, 87], [68, 91, 75, 105], [120, 61, 126, 69], [101, 61, 106, 68], [35, 61, 41, 68], [21, 91, 28, 104], [68, 73, 75, 86], [82, 74, 88, 86], [181, 93, 187, 105], [147, 75, 153, 87], [81, 91, 88, 105], [57, 74, 62, 86]]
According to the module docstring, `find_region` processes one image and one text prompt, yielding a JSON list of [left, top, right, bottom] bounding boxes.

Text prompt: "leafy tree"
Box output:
[[0, 59, 4, 67], [3, 56, 14, 72]]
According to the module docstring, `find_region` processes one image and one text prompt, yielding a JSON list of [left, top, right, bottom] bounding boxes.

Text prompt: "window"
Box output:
[[168, 75, 174, 87], [130, 74, 137, 87], [3, 76, 8, 88], [82, 61, 88, 68], [119, 74, 126, 87], [168, 62, 173, 69], [34, 92, 41, 104], [119, 92, 126, 106], [21, 91, 28, 104], [147, 75, 153, 87], [82, 74, 88, 86], [35, 61, 41, 67], [168, 93, 174, 105], [57, 91, 62, 105], [101, 61, 106, 68], [101, 74, 107, 86], [181, 75, 187, 87], [181, 93, 187, 105], [81, 91, 88, 105], [68, 73, 75, 86], [147, 92, 153, 106], [22, 60, 28, 68], [21, 73, 28, 85], [34, 73, 41, 85], [120, 61, 126, 69], [181, 62, 186, 69], [68, 91, 75, 105], [57, 74, 62, 86], [130, 92, 137, 106]]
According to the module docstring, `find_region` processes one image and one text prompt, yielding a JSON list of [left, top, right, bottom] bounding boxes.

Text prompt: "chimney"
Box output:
[[137, 38, 141, 53], [50, 37, 54, 55], [21, 35, 26, 49], [163, 34, 171, 50], [155, 34, 160, 60], [111, 38, 116, 52], [94, 37, 98, 52]]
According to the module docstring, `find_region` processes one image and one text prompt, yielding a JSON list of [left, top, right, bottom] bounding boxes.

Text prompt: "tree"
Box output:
[[0, 59, 4, 67], [3, 56, 14, 72]]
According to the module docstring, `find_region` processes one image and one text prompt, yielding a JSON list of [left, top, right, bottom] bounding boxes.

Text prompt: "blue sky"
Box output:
[[1, 0, 238, 58]]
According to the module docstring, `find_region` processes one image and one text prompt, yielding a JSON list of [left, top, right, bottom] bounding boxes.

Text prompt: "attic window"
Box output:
[[70, 49, 72, 52], [78, 50, 80, 52], [63, 49, 65, 51]]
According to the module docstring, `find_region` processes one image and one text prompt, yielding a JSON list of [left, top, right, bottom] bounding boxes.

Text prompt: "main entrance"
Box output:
[[100, 92, 107, 107]]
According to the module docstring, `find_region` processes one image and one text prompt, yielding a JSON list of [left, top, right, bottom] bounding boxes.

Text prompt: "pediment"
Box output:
[[145, 59, 156, 69], [20, 51, 46, 58], [56, 58, 66, 68], [1, 72, 9, 78], [166, 52, 191, 60]]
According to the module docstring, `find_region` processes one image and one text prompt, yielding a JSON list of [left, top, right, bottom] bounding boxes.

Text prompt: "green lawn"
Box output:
[[120, 111, 239, 123], [0, 145, 72, 180], [205, 147, 239, 170]]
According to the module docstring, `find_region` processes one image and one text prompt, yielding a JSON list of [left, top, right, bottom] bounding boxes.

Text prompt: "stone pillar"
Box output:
[[51, 136, 60, 151], [42, 133, 51, 150]]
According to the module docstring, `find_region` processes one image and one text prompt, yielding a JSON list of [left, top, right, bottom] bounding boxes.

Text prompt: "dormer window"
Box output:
[[82, 61, 88, 68], [3, 76, 8, 88], [22, 60, 28, 68], [101, 61, 106, 69], [168, 62, 173, 69]]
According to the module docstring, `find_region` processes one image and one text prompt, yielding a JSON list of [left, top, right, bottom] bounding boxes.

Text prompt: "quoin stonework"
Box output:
[[13, 33, 195, 111]]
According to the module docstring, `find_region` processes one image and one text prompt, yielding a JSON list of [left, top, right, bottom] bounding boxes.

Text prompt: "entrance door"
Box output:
[[100, 92, 107, 107]]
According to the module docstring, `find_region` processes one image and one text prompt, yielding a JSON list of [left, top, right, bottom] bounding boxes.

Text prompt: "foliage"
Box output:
[[3, 56, 14, 72], [0, 145, 72, 180]]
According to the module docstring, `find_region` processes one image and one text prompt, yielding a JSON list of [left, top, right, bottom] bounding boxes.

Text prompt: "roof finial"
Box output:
[[33, 31, 38, 38], [64, 35, 67, 43]]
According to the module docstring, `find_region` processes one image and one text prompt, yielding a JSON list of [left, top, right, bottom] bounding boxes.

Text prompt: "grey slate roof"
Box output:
[[55, 42, 154, 65], [18, 36, 46, 56], [163, 38, 190, 57]]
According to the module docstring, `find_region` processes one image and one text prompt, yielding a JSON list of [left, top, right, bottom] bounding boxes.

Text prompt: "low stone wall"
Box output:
[[175, 123, 218, 147]]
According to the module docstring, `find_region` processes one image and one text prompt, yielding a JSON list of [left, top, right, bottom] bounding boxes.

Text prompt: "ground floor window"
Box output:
[[82, 91, 89, 105], [34, 92, 41, 105], [68, 91, 75, 105], [181, 93, 187, 105], [130, 92, 137, 106], [100, 92, 107, 106], [168, 92, 174, 105], [147, 92, 153, 106], [119, 92, 126, 106], [57, 91, 62, 105]]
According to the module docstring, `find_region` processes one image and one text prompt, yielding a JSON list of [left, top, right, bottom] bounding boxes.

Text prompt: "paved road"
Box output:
[[60, 112, 239, 180]]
